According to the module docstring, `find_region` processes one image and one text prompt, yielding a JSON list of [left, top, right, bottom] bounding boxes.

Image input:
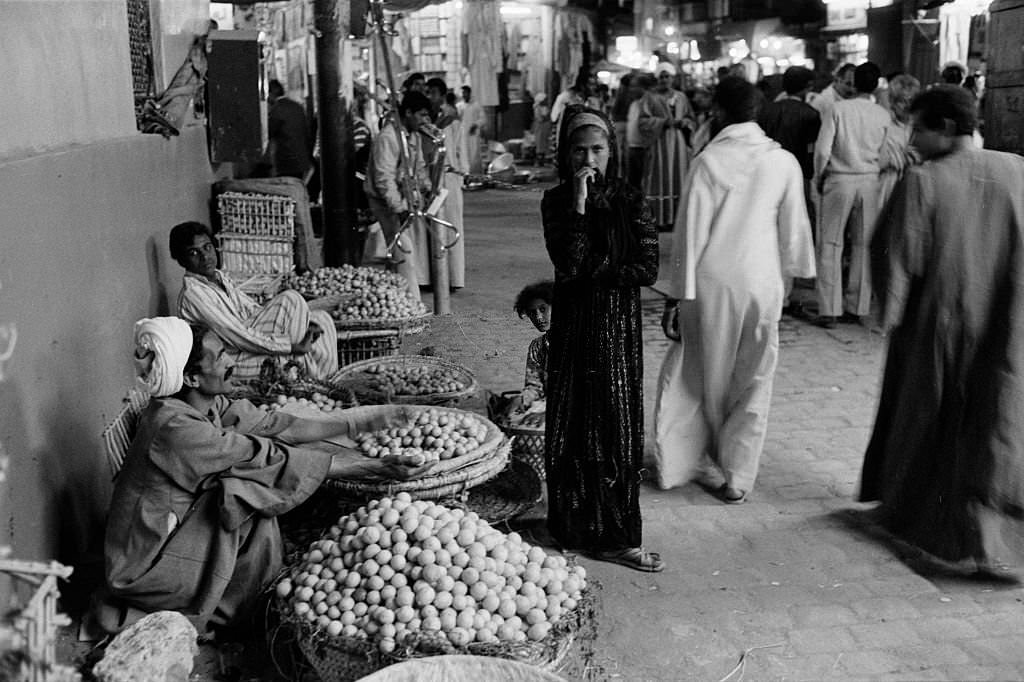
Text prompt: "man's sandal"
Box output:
[[591, 547, 665, 572]]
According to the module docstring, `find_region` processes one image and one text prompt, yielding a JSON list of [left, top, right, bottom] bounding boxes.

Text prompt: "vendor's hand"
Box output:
[[661, 300, 681, 341], [380, 454, 438, 481], [573, 167, 596, 214], [357, 406, 416, 435]]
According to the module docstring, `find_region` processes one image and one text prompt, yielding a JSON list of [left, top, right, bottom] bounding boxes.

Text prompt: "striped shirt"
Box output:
[[177, 271, 292, 355]]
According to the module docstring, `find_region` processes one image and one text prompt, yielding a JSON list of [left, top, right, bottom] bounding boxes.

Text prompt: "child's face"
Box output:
[[524, 299, 551, 333]]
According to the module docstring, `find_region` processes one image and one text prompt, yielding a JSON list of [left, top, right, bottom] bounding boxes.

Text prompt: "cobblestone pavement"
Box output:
[[408, 186, 1024, 682]]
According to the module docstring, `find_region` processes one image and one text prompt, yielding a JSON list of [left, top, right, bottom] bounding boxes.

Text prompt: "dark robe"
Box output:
[[861, 147, 1024, 564], [104, 396, 331, 630], [541, 180, 658, 551]]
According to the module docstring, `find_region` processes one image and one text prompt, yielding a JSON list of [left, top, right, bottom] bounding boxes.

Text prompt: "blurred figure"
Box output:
[[813, 62, 890, 328], [639, 62, 695, 230], [862, 85, 1024, 575], [532, 93, 553, 165], [877, 74, 922, 212], [610, 74, 636, 177], [266, 79, 312, 182], [626, 73, 657, 190], [402, 72, 426, 94], [810, 63, 856, 116], [940, 62, 966, 86], [689, 85, 716, 155], [459, 85, 486, 175]]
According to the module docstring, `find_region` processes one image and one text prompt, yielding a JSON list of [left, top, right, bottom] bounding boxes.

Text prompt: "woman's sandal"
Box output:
[[721, 486, 747, 504], [591, 547, 665, 572]]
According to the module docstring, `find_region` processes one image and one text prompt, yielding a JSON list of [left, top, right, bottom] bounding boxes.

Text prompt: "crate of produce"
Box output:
[[219, 231, 294, 277], [217, 191, 296, 239], [275, 495, 599, 682], [338, 329, 403, 367], [330, 356, 477, 407]]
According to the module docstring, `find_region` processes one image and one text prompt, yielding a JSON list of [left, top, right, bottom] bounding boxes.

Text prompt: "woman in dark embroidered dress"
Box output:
[[541, 105, 663, 571]]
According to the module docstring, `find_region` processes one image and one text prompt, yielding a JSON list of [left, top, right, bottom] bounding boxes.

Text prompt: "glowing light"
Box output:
[[690, 40, 701, 61], [645, 17, 654, 31], [500, 4, 532, 16], [667, 41, 679, 54], [597, 70, 611, 80], [664, 25, 675, 36], [760, 39, 769, 49]]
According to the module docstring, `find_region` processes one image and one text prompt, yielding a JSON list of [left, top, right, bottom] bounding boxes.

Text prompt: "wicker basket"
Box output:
[[332, 311, 431, 336], [330, 355, 477, 407], [504, 421, 546, 483], [444, 457, 543, 526], [338, 329, 403, 366], [218, 191, 296, 238], [231, 377, 358, 410]]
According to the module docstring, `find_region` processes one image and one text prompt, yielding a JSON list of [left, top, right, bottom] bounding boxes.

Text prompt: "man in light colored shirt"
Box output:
[[809, 63, 856, 117], [625, 73, 657, 190], [365, 91, 433, 296], [813, 61, 891, 327]]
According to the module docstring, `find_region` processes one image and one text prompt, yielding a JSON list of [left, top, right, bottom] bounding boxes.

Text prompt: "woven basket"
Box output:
[[338, 329, 403, 366], [330, 355, 477, 407], [231, 377, 358, 410], [283, 576, 596, 682], [332, 311, 431, 335], [443, 457, 543, 526], [504, 421, 546, 483]]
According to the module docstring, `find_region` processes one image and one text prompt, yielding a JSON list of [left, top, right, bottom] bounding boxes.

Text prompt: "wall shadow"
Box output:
[[147, 235, 170, 317]]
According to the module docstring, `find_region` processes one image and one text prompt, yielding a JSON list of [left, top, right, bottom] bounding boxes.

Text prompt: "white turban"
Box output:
[[657, 62, 677, 77], [133, 317, 193, 398]]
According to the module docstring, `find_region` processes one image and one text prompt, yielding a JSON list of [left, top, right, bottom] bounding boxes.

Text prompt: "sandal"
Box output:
[[721, 486, 747, 504], [591, 547, 665, 572]]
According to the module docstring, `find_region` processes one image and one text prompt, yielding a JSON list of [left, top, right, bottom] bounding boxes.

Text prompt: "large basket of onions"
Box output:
[[329, 356, 478, 407]]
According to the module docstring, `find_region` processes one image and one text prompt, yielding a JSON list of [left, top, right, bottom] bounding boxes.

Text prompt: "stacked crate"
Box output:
[[217, 192, 296, 299]]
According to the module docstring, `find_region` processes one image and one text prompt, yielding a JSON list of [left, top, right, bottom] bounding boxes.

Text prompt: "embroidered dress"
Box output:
[[541, 180, 658, 551], [521, 334, 548, 404]]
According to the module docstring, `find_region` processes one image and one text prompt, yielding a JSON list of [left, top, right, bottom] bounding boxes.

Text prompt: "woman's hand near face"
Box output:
[[573, 166, 595, 214]]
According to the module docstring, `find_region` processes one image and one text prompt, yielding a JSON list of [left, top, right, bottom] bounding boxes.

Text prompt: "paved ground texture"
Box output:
[[69, 184, 1024, 681], [406, 186, 1024, 682]]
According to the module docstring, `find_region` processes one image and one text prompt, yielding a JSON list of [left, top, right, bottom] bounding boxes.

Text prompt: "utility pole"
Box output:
[[314, 0, 361, 265]]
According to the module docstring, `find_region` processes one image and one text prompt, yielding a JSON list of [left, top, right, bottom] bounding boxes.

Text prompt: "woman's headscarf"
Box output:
[[657, 62, 677, 77], [133, 317, 193, 397], [555, 105, 638, 265]]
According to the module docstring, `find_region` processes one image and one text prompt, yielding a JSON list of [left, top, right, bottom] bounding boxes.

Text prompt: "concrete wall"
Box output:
[[0, 126, 214, 566], [0, 0, 214, 584]]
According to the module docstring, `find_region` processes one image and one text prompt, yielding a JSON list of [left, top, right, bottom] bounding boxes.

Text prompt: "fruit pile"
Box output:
[[277, 495, 587, 655], [331, 287, 427, 323], [363, 363, 470, 396], [354, 409, 489, 465], [257, 392, 347, 416], [285, 266, 408, 299]]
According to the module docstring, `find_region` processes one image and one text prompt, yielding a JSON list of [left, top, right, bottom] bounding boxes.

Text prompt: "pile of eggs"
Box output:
[[285, 266, 408, 299], [354, 409, 489, 465], [277, 495, 586, 654], [363, 363, 470, 396]]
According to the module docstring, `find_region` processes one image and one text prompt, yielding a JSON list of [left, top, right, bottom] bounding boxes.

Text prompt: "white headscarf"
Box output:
[[133, 317, 194, 397], [657, 62, 678, 77]]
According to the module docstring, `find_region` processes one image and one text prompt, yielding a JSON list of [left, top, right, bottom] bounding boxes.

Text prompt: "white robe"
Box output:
[[654, 122, 816, 492]]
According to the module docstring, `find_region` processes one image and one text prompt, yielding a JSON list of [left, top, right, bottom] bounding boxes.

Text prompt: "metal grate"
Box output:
[[127, 0, 155, 127]]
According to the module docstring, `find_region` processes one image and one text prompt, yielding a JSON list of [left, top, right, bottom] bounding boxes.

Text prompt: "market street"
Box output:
[[406, 183, 1024, 682]]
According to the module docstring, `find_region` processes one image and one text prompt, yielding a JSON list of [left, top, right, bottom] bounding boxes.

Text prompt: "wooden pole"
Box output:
[[314, 0, 360, 265], [429, 214, 451, 314]]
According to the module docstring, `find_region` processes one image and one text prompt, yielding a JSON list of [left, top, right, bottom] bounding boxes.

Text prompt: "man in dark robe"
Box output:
[[861, 86, 1024, 572]]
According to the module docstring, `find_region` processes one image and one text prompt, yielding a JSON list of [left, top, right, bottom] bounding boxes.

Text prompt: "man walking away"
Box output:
[[812, 61, 890, 328], [267, 80, 313, 182], [860, 86, 1024, 575]]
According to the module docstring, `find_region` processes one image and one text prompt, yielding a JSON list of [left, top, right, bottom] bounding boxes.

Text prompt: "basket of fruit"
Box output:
[[321, 406, 510, 501], [275, 495, 598, 682], [284, 267, 430, 335], [330, 356, 478, 407], [337, 329, 403, 367], [445, 458, 544, 526], [231, 365, 359, 416]]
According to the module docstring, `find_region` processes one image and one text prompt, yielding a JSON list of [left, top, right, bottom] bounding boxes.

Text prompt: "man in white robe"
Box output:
[[654, 78, 816, 502]]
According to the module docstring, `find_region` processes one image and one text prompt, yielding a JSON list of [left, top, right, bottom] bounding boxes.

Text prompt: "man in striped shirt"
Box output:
[[171, 222, 338, 381]]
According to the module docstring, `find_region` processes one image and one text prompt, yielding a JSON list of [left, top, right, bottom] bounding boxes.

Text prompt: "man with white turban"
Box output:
[[638, 61, 694, 230], [98, 319, 433, 636]]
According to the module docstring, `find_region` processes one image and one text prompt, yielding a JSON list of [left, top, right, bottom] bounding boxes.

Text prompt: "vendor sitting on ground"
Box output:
[[171, 221, 338, 382], [507, 280, 553, 427], [99, 317, 434, 635]]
